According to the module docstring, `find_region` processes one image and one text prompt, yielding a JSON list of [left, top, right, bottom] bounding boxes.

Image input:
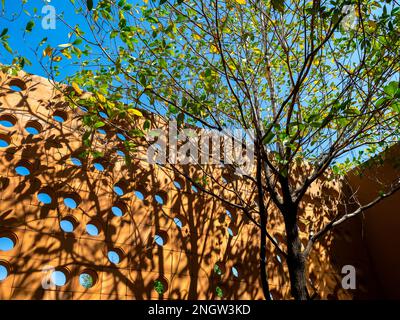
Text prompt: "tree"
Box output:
[[2, 0, 400, 300]]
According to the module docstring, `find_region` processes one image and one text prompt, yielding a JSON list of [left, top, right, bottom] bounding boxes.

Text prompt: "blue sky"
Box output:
[[1, 0, 81, 77], [0, 0, 140, 78], [0, 1, 396, 166]]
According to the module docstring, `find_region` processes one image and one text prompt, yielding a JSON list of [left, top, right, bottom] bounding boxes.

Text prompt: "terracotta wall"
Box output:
[[346, 144, 400, 299], [0, 70, 397, 299]]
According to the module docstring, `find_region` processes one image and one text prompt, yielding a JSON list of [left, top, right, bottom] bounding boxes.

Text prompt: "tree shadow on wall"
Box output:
[[0, 73, 265, 300]]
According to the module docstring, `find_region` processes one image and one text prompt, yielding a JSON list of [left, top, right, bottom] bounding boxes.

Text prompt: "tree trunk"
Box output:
[[284, 208, 309, 300], [255, 147, 271, 300]]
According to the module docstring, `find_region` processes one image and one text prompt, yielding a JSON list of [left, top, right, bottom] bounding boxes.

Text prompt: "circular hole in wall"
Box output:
[[0, 261, 10, 281], [154, 195, 163, 205], [269, 292, 274, 300], [231, 266, 240, 278], [173, 214, 187, 229], [108, 251, 120, 264], [15, 160, 33, 177], [59, 216, 78, 233], [116, 150, 126, 157], [173, 181, 182, 189], [111, 201, 127, 217], [63, 193, 80, 209], [79, 270, 97, 289], [0, 114, 17, 128], [154, 193, 167, 205], [153, 277, 168, 295], [98, 111, 108, 119], [24, 120, 43, 135], [107, 248, 124, 265], [134, 190, 144, 201], [37, 189, 54, 205], [70, 157, 82, 167], [215, 286, 224, 298], [0, 234, 16, 252], [86, 221, 100, 236], [79, 106, 88, 113], [0, 134, 11, 148], [51, 268, 69, 287], [227, 224, 238, 237], [154, 230, 168, 247], [52, 110, 68, 123], [113, 183, 126, 196], [173, 217, 183, 229], [93, 162, 105, 171], [97, 128, 107, 135], [8, 78, 26, 92], [92, 158, 107, 172], [116, 133, 126, 141], [213, 262, 226, 276]]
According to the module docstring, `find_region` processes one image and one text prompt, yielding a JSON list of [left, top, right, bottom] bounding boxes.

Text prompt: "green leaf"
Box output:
[[159, 58, 167, 69], [83, 131, 92, 147], [271, 0, 284, 13], [262, 131, 275, 145], [375, 97, 387, 107], [143, 119, 151, 130], [0, 28, 8, 38], [2, 41, 12, 53], [214, 264, 223, 276], [391, 102, 400, 114], [139, 73, 147, 86], [384, 81, 399, 97], [216, 286, 223, 298], [87, 0, 93, 11], [146, 16, 159, 23], [94, 121, 105, 128], [25, 20, 35, 32], [72, 38, 82, 46], [154, 280, 165, 295], [19, 57, 25, 69]]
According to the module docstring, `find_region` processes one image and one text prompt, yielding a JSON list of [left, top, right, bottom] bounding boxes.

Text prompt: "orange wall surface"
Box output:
[[0, 71, 398, 300]]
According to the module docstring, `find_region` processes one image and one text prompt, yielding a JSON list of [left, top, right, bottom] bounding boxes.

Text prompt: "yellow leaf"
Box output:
[[72, 82, 83, 95], [128, 108, 143, 117], [61, 49, 72, 59], [52, 56, 62, 62], [210, 44, 219, 54], [253, 47, 262, 55], [193, 33, 201, 40], [228, 62, 237, 72], [97, 93, 106, 103], [43, 46, 53, 57], [235, 0, 246, 4]]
